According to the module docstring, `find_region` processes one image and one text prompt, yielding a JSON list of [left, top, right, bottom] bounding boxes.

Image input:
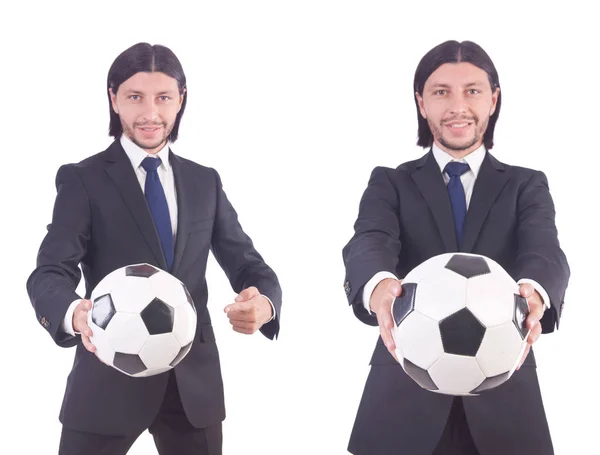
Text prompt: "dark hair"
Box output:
[[107, 43, 187, 142], [413, 40, 501, 149]]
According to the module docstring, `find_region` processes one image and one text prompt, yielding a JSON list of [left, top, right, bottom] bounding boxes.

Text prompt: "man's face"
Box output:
[[110, 71, 184, 154], [416, 62, 499, 156]]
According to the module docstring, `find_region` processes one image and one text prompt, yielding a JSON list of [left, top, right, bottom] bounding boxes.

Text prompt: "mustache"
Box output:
[[442, 116, 477, 124], [134, 122, 166, 127]]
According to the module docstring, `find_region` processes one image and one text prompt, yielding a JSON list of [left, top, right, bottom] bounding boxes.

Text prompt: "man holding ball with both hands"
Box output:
[[342, 40, 569, 455]]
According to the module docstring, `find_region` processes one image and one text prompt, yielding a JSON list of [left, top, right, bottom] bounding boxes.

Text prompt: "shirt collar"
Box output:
[[431, 143, 486, 178], [120, 134, 172, 172]]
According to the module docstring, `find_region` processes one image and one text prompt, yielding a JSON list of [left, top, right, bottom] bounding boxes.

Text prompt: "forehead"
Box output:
[[424, 62, 491, 89], [118, 71, 179, 93]]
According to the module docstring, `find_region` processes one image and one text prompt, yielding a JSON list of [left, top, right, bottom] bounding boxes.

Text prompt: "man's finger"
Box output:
[[232, 325, 255, 335], [224, 302, 254, 315], [526, 305, 544, 329], [519, 283, 534, 299], [228, 319, 256, 330], [387, 280, 403, 298], [76, 314, 93, 338], [527, 322, 542, 345], [235, 286, 260, 302], [81, 334, 96, 353]]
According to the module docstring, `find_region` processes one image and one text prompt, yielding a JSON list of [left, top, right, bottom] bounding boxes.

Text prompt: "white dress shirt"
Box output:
[[362, 144, 550, 313], [61, 135, 274, 336]]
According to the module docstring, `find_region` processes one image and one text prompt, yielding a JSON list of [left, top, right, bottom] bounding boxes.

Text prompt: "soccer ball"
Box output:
[[391, 253, 530, 395], [87, 263, 197, 377]]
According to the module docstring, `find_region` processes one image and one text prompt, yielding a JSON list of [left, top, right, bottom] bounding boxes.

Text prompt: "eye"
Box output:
[[158, 96, 171, 102], [434, 89, 447, 96], [467, 89, 481, 95], [129, 95, 141, 101]]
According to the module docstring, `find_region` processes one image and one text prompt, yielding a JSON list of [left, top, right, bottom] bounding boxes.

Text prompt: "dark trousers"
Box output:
[[431, 397, 480, 455], [58, 372, 222, 455]]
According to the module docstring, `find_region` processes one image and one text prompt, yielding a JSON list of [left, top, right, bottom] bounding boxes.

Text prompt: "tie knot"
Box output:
[[444, 161, 470, 178], [141, 156, 162, 173]]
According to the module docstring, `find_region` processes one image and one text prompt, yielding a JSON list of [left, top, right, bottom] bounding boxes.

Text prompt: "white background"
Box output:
[[1, 1, 597, 454]]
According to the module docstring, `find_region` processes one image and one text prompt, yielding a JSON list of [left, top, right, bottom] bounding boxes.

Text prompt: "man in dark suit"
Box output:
[[342, 40, 569, 455], [26, 42, 281, 455]]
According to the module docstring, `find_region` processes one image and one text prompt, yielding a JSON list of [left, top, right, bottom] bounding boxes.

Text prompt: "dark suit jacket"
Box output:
[[26, 139, 282, 436], [342, 150, 569, 455]]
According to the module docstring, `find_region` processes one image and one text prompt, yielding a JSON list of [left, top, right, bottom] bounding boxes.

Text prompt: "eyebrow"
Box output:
[[123, 89, 177, 95], [429, 81, 487, 89]]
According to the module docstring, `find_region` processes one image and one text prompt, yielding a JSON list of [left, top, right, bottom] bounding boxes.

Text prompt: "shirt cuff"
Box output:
[[362, 272, 398, 314], [61, 299, 82, 337], [517, 279, 550, 310], [262, 295, 276, 322]]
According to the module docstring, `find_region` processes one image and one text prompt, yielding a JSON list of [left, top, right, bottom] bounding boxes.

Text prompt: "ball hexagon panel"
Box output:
[[171, 342, 193, 367], [133, 366, 173, 378], [110, 276, 156, 313], [403, 358, 438, 391], [393, 311, 444, 370], [172, 304, 197, 347], [141, 298, 175, 335], [91, 269, 125, 302], [91, 294, 116, 329], [445, 254, 491, 279], [414, 269, 468, 321], [113, 352, 147, 375], [104, 312, 149, 354], [482, 257, 520, 289], [89, 326, 116, 366], [439, 308, 486, 356], [125, 263, 160, 278], [476, 321, 525, 377], [428, 354, 486, 396], [403, 253, 459, 284], [138, 333, 181, 370], [466, 274, 515, 328], [513, 295, 530, 340], [149, 272, 189, 309], [392, 282, 417, 326]]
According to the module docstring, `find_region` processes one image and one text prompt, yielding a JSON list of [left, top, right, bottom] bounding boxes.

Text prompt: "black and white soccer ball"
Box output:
[[87, 263, 197, 377], [391, 253, 530, 395]]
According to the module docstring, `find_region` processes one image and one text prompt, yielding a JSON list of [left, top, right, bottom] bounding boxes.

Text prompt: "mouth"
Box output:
[[137, 125, 162, 132], [444, 121, 474, 129]]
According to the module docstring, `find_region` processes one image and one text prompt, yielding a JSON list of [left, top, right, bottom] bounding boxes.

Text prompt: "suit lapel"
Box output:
[[170, 152, 192, 275], [104, 140, 168, 270], [461, 152, 509, 252], [411, 151, 458, 252]]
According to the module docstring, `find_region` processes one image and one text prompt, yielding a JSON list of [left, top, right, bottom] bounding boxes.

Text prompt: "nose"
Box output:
[[448, 92, 468, 116], [141, 98, 160, 122]]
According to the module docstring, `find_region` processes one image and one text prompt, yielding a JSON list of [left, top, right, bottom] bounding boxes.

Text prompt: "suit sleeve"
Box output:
[[514, 170, 570, 333], [342, 167, 402, 325], [26, 165, 91, 347], [209, 169, 282, 340]]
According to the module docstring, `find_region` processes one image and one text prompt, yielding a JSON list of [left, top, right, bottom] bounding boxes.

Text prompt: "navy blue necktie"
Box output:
[[444, 161, 470, 247], [141, 157, 174, 271]]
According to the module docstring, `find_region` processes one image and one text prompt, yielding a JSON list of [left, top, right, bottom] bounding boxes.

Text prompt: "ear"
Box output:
[[109, 87, 119, 114], [177, 87, 186, 113], [415, 91, 427, 119], [490, 87, 500, 116]]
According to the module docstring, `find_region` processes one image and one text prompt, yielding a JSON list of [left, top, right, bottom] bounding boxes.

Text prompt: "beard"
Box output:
[[122, 120, 172, 152], [428, 115, 489, 152]]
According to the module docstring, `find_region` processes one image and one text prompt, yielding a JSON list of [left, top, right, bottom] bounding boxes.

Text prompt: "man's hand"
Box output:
[[73, 299, 96, 353], [516, 283, 545, 370], [224, 286, 273, 335], [370, 278, 403, 361]]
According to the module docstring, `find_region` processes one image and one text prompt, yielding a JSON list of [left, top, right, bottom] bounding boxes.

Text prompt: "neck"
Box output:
[[434, 140, 483, 160]]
